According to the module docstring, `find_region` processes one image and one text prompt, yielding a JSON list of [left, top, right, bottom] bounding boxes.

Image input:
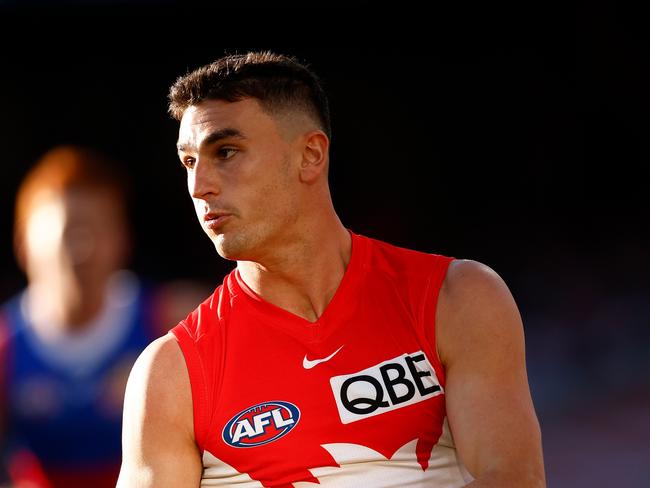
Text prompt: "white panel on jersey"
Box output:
[[426, 418, 474, 487], [201, 450, 264, 487], [293, 419, 473, 488], [201, 420, 473, 487], [293, 439, 429, 487]]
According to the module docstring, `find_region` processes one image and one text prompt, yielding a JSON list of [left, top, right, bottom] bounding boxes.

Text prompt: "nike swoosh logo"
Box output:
[[303, 345, 344, 370]]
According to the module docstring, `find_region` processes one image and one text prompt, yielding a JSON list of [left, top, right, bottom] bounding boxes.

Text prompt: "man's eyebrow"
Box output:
[[177, 128, 245, 153]]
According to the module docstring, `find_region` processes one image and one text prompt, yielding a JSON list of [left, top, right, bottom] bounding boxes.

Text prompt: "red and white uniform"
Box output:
[[172, 232, 473, 487]]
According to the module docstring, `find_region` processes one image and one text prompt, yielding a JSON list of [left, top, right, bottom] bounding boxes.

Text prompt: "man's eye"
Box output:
[[218, 147, 238, 159]]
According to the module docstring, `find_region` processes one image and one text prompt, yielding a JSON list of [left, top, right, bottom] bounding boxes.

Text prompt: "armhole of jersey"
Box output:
[[169, 324, 208, 454], [419, 255, 454, 388]]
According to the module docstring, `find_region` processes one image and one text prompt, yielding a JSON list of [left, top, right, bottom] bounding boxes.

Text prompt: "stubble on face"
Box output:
[[211, 153, 299, 263]]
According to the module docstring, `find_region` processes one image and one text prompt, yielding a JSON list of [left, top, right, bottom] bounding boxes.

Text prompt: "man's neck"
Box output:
[[236, 219, 352, 323]]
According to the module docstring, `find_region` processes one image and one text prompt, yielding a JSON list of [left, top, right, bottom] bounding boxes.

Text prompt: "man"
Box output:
[[0, 146, 204, 488], [118, 51, 545, 487]]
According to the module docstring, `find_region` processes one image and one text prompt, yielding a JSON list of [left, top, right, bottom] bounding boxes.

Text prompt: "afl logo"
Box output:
[[222, 401, 301, 448]]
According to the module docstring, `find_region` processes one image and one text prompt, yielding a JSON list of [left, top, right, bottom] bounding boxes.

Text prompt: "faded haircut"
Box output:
[[168, 51, 331, 138]]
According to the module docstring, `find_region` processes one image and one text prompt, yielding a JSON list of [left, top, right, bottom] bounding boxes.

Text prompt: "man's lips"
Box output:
[[203, 212, 232, 230]]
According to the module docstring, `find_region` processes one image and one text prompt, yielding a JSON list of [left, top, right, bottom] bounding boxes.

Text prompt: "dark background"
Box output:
[[1, 3, 648, 486]]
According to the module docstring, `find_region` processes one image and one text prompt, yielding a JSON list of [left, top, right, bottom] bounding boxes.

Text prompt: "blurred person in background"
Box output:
[[0, 146, 207, 488]]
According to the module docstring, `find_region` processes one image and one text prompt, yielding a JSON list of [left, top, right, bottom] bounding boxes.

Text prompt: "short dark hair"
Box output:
[[168, 51, 331, 138]]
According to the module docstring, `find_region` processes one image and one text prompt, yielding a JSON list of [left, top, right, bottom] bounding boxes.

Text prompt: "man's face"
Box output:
[[177, 98, 303, 261]]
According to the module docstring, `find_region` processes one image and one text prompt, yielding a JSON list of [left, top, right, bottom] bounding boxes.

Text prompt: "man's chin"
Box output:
[[214, 246, 237, 261], [213, 234, 247, 261]]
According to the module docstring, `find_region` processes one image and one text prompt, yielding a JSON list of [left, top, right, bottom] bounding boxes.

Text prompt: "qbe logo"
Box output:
[[330, 351, 443, 424], [222, 401, 300, 448]]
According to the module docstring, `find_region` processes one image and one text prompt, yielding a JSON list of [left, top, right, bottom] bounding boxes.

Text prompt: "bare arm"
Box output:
[[117, 334, 203, 487], [437, 260, 545, 487]]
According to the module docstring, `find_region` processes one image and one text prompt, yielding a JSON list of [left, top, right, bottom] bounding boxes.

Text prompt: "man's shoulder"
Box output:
[[442, 259, 511, 300], [132, 334, 186, 375], [360, 233, 453, 275], [437, 259, 523, 364], [121, 333, 197, 468], [128, 334, 190, 412]]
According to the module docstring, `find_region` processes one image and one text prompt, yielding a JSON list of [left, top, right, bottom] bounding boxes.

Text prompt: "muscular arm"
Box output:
[[117, 334, 202, 487], [437, 260, 545, 487]]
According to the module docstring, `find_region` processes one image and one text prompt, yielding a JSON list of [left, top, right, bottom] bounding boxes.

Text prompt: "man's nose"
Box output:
[[189, 160, 220, 200]]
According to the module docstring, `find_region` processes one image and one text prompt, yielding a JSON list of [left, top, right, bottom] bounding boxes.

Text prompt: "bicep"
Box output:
[[117, 335, 202, 487], [438, 260, 544, 486]]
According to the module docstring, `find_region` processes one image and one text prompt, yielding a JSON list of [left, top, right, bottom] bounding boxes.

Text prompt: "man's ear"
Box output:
[[299, 131, 329, 183]]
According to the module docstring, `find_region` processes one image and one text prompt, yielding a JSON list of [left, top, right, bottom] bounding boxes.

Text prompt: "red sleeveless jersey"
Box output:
[[171, 232, 473, 487]]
